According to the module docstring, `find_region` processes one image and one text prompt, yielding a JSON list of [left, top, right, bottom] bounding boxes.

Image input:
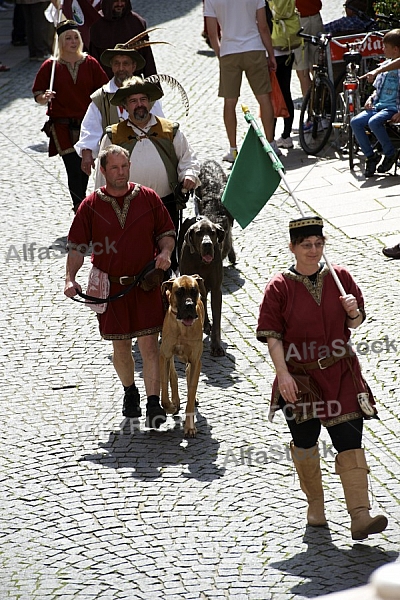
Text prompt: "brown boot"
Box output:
[[335, 448, 388, 541], [290, 442, 327, 527]]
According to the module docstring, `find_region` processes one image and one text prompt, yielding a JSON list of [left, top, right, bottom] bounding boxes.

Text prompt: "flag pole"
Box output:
[[241, 105, 346, 296], [49, 0, 64, 92]]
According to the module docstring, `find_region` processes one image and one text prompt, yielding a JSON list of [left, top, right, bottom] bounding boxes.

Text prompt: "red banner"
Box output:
[[62, 0, 101, 50], [330, 33, 385, 63]]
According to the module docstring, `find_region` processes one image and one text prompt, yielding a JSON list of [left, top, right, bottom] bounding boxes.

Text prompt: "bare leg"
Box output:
[[223, 97, 238, 148], [112, 339, 134, 387], [137, 333, 160, 397], [296, 69, 312, 97], [257, 93, 274, 142]]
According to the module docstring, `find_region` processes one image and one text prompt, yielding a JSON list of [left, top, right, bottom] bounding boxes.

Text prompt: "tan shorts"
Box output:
[[293, 13, 324, 71], [219, 51, 271, 98]]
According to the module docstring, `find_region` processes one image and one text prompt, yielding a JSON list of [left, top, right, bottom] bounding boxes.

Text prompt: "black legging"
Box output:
[[61, 151, 89, 211], [274, 54, 295, 139], [279, 397, 363, 453]]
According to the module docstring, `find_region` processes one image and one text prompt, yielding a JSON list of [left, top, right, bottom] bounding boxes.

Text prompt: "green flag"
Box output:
[[221, 125, 283, 229]]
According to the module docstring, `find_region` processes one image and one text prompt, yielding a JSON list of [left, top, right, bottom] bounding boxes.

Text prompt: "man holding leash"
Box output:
[[64, 145, 175, 428], [97, 76, 200, 270]]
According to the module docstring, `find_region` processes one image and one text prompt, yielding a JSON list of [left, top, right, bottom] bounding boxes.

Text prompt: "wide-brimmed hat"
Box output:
[[57, 20, 80, 37], [111, 76, 164, 105], [289, 216, 324, 241], [100, 45, 146, 71]]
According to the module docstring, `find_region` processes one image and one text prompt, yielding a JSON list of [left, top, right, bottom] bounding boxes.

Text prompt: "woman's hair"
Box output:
[[57, 28, 84, 59]]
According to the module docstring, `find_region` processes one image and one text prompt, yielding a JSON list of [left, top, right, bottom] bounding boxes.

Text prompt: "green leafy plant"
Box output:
[[373, 0, 399, 17]]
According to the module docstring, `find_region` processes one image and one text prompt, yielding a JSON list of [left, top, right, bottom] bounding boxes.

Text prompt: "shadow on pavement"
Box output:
[[78, 409, 226, 482], [269, 524, 398, 597]]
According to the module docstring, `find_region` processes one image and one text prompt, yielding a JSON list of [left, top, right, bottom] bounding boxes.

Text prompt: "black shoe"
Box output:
[[122, 384, 141, 418], [382, 243, 400, 259], [377, 154, 396, 173], [146, 396, 167, 429], [364, 152, 381, 178]]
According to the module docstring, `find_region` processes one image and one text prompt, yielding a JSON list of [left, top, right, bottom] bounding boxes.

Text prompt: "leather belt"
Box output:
[[288, 348, 353, 371], [109, 275, 137, 285]]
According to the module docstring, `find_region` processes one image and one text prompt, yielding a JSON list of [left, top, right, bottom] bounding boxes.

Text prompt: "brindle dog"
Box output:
[[179, 217, 225, 357]]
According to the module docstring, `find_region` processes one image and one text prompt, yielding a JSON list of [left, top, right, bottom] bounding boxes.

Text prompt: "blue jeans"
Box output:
[[350, 107, 397, 158]]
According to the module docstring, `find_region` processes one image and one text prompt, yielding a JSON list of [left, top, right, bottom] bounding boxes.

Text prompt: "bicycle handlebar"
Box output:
[[376, 13, 400, 28], [297, 28, 332, 47], [330, 29, 384, 52]]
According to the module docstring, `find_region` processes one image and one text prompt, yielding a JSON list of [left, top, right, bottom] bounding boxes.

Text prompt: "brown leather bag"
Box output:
[[140, 267, 165, 292], [291, 374, 311, 400], [41, 119, 52, 137]]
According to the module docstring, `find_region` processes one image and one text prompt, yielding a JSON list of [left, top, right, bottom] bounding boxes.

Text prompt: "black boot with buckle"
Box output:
[[122, 383, 141, 418], [146, 395, 167, 429]]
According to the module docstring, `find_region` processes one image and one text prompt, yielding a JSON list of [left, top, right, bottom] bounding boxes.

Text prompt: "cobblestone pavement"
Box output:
[[0, 2, 399, 599]]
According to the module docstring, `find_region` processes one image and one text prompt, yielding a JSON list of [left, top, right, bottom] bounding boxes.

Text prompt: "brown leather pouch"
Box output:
[[292, 374, 311, 400], [41, 119, 52, 137], [139, 268, 165, 292]]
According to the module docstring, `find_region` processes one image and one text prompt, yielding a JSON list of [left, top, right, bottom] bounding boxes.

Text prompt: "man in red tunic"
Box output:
[[64, 145, 175, 428]]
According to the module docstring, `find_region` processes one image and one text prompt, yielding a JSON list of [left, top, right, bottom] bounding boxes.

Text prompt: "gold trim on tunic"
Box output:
[[282, 263, 330, 305], [257, 330, 282, 341], [97, 185, 141, 228], [102, 325, 162, 340]]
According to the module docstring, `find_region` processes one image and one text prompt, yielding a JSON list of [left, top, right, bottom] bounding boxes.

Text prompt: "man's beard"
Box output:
[[114, 72, 130, 86], [133, 107, 149, 122]]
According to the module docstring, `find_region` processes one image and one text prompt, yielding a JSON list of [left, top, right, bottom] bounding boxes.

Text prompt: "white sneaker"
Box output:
[[3, 2, 15, 6], [0, 6, 8, 11], [276, 136, 294, 149], [270, 140, 283, 157], [222, 149, 237, 163]]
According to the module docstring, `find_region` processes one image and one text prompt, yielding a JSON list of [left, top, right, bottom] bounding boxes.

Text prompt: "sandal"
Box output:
[[0, 64, 10, 72]]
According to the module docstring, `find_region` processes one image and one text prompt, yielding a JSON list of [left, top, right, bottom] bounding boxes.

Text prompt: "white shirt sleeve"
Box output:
[[173, 129, 201, 187], [74, 101, 104, 158]]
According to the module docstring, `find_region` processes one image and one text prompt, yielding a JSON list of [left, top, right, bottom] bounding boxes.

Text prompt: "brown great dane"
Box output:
[[160, 275, 205, 437], [178, 217, 225, 356]]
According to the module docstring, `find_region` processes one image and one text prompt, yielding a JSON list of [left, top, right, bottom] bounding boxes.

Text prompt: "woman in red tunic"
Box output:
[[257, 216, 388, 541], [32, 20, 108, 212]]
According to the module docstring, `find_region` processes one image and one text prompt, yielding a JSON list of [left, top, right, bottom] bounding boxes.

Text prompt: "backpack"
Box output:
[[267, 0, 303, 52]]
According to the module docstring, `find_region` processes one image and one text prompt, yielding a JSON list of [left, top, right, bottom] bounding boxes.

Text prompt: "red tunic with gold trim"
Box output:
[[68, 183, 175, 339], [32, 55, 108, 157], [256, 264, 376, 426]]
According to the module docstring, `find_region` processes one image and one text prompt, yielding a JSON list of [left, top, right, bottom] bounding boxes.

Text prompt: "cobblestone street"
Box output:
[[0, 1, 399, 598]]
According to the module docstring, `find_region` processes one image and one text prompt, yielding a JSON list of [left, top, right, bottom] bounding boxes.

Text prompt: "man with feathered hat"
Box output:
[[75, 40, 163, 177], [96, 75, 200, 270]]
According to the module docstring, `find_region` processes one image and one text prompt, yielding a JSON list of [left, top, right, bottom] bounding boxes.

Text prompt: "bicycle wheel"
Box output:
[[299, 76, 336, 155]]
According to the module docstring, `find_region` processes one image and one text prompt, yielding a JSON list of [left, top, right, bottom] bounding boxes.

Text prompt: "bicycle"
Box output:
[[331, 30, 384, 169], [298, 29, 336, 156]]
